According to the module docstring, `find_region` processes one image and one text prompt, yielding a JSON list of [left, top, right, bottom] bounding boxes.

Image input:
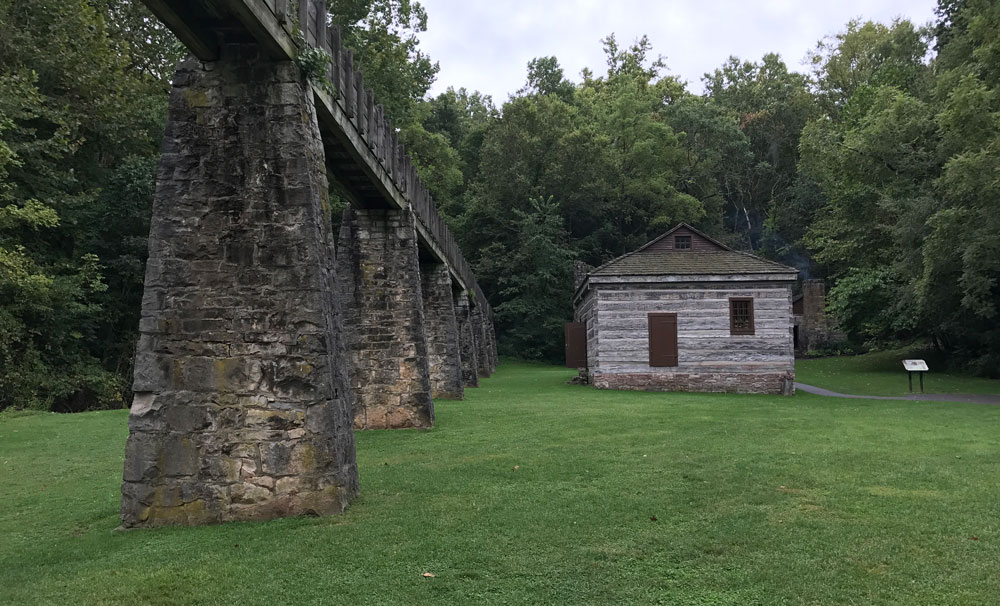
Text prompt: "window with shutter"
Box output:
[[729, 297, 755, 335], [648, 313, 678, 367]]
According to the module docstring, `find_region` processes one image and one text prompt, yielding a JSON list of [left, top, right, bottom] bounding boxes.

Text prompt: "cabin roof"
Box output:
[[590, 250, 795, 276], [588, 223, 796, 277]]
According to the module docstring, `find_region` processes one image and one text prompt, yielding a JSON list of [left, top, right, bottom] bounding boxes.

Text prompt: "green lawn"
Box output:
[[796, 347, 1000, 397], [2, 363, 999, 605]]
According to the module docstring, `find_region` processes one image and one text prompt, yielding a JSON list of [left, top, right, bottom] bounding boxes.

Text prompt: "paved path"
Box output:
[[795, 382, 1000, 406]]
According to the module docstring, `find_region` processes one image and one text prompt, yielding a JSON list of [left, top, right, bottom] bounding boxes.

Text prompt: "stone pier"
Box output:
[[486, 318, 499, 374], [420, 263, 464, 400], [121, 44, 358, 528], [337, 208, 434, 429], [454, 293, 479, 388], [471, 304, 491, 378]]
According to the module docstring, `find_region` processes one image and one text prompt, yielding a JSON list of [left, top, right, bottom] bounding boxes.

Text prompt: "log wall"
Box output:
[[575, 289, 599, 375], [588, 280, 795, 394]]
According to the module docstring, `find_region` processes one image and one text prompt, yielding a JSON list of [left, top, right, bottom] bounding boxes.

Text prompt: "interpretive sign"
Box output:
[[902, 359, 928, 392]]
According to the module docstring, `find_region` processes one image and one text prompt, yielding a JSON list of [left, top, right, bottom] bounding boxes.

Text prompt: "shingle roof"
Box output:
[[591, 250, 795, 276], [589, 223, 796, 277]]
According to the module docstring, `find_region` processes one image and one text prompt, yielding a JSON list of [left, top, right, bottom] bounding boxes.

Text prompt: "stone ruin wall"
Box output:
[[796, 279, 847, 352]]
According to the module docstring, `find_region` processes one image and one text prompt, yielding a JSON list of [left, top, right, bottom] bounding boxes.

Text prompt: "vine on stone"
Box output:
[[294, 31, 335, 96]]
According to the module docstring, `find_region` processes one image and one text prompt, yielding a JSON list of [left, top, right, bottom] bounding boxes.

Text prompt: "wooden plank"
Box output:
[[342, 49, 355, 118], [390, 134, 401, 187], [599, 361, 792, 373], [355, 72, 366, 135], [221, 0, 297, 59], [597, 318, 789, 332], [314, 0, 327, 49], [330, 25, 342, 98], [406, 158, 416, 202], [365, 90, 375, 149], [372, 104, 381, 158], [376, 107, 385, 166], [307, 0, 318, 46], [298, 0, 309, 40], [397, 151, 407, 193], [603, 354, 792, 366], [597, 300, 788, 312]]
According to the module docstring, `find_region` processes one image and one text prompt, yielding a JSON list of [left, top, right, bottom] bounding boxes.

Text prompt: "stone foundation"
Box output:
[[592, 371, 795, 395], [337, 207, 434, 429], [421, 263, 463, 400], [121, 45, 358, 528]]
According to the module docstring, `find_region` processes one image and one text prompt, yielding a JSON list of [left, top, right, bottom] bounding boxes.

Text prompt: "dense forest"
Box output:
[[1, 0, 997, 411]]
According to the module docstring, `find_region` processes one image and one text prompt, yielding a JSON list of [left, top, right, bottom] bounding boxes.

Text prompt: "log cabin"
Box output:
[[568, 224, 797, 395]]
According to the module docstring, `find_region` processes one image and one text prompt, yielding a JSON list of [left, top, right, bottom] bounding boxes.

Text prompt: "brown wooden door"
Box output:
[[564, 322, 588, 368], [648, 313, 678, 367]]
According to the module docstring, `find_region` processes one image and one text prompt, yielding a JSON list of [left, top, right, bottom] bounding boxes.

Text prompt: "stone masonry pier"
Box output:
[[421, 263, 464, 400], [122, 43, 358, 527], [454, 293, 479, 388], [124, 0, 499, 527], [337, 208, 434, 429]]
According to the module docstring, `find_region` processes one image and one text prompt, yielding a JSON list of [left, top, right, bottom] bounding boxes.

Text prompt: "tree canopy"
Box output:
[[1, 0, 998, 411]]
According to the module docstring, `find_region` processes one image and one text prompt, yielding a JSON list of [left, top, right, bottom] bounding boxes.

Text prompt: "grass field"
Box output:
[[2, 361, 999, 605], [796, 347, 1000, 397]]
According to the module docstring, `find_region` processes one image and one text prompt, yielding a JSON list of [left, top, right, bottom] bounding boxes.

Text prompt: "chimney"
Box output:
[[574, 261, 591, 291], [802, 279, 826, 322], [801, 279, 828, 351]]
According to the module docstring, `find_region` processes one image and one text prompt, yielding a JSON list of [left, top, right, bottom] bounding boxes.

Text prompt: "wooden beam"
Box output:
[[141, 0, 219, 60], [220, 0, 297, 60]]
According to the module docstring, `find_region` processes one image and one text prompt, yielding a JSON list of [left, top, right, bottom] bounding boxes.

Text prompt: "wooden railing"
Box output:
[[261, 0, 489, 310]]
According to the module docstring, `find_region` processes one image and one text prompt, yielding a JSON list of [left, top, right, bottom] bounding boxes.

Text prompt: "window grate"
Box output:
[[729, 298, 754, 335]]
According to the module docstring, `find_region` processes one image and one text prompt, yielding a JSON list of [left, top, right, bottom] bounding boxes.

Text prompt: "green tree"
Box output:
[[797, 6, 1000, 374], [577, 35, 704, 257], [0, 0, 171, 408], [97, 0, 185, 81], [421, 87, 497, 191], [661, 93, 746, 237], [328, 0, 438, 125], [916, 0, 1000, 372], [398, 119, 463, 215], [808, 19, 934, 115], [519, 56, 576, 101], [703, 54, 817, 253], [477, 196, 575, 361]]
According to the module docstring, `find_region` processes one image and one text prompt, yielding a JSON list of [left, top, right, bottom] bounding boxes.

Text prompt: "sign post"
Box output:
[[902, 359, 929, 393]]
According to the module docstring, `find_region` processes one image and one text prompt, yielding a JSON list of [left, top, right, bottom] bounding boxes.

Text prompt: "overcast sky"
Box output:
[[416, 0, 939, 103]]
